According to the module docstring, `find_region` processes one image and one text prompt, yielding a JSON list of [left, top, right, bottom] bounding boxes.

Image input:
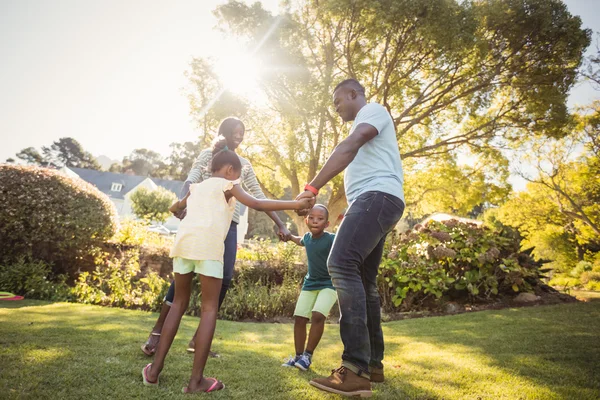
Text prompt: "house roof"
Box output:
[[67, 167, 184, 200]]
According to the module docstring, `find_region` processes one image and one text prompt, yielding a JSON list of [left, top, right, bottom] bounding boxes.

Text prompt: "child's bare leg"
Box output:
[[152, 302, 171, 333], [305, 311, 326, 353], [187, 275, 223, 392], [294, 316, 308, 355], [147, 272, 193, 381]]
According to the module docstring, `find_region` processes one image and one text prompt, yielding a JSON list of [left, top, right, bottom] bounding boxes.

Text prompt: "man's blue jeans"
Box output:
[[328, 191, 404, 375]]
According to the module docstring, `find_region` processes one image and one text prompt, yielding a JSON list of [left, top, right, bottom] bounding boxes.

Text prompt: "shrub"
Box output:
[[219, 276, 301, 321], [72, 250, 169, 310], [549, 275, 581, 288], [0, 256, 70, 300], [379, 220, 544, 310], [569, 261, 593, 278], [130, 186, 177, 224], [111, 219, 171, 247], [218, 239, 305, 320], [0, 165, 118, 277]]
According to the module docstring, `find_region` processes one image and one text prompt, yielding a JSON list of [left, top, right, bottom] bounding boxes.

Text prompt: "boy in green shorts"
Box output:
[[282, 204, 337, 371]]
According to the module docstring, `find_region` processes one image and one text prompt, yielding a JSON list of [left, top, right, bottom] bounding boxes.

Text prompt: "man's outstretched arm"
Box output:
[[297, 123, 378, 200]]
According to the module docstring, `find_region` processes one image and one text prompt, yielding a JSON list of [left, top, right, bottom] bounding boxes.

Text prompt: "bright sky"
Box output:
[[0, 0, 280, 165], [0, 0, 598, 187]]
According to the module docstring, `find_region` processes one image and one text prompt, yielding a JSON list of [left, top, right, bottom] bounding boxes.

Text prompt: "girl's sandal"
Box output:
[[142, 363, 159, 386], [182, 378, 224, 394], [141, 332, 160, 356]]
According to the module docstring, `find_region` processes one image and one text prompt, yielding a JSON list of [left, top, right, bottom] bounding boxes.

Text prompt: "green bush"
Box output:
[[569, 261, 593, 278], [379, 220, 544, 309], [549, 258, 600, 290], [585, 281, 600, 291], [111, 219, 172, 247], [215, 240, 305, 320], [130, 186, 177, 224], [549, 275, 581, 288], [0, 256, 70, 300], [0, 165, 118, 277], [220, 276, 301, 321], [72, 250, 169, 310]]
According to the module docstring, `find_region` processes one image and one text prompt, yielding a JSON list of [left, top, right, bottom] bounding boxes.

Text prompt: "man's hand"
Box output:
[[277, 225, 291, 242], [295, 190, 316, 216], [173, 208, 187, 220]]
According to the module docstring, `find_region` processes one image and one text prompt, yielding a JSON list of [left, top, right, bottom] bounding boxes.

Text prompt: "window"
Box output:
[[111, 183, 123, 192]]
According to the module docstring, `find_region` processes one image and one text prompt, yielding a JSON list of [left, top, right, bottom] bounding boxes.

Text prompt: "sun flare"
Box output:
[[214, 45, 262, 97]]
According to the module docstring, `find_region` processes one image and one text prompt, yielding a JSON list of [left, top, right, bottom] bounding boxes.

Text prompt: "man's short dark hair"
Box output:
[[333, 79, 365, 96]]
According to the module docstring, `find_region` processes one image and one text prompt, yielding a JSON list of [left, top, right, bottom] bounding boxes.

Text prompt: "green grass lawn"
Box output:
[[1, 300, 599, 400]]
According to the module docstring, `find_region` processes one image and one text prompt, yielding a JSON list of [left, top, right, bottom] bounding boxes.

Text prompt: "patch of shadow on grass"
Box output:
[[384, 303, 600, 400], [0, 299, 53, 309]]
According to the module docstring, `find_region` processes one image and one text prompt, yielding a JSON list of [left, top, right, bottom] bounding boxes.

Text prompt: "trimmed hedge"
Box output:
[[0, 165, 118, 277]]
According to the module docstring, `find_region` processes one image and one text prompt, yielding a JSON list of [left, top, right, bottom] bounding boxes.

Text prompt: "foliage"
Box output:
[[246, 208, 280, 239], [166, 141, 203, 181], [42, 137, 101, 170], [0, 165, 118, 277], [0, 256, 70, 301], [129, 186, 177, 224], [404, 153, 510, 219], [67, 238, 305, 319], [219, 277, 300, 321], [549, 254, 600, 291], [112, 148, 170, 178], [495, 103, 600, 272], [111, 218, 172, 247], [379, 220, 544, 309], [72, 251, 169, 310], [15, 146, 44, 165], [185, 0, 590, 229], [15, 137, 101, 170]]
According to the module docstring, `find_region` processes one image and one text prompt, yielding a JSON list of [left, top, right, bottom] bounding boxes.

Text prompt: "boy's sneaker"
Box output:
[[295, 352, 312, 371], [282, 355, 300, 367]]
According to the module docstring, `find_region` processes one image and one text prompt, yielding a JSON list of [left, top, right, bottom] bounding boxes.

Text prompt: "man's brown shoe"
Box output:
[[309, 366, 372, 397], [369, 366, 384, 383]]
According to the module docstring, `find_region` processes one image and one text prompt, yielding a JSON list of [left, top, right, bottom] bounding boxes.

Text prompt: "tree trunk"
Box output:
[[327, 183, 347, 228]]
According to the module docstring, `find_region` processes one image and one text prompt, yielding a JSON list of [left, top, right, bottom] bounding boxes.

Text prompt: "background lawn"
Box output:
[[1, 299, 599, 399]]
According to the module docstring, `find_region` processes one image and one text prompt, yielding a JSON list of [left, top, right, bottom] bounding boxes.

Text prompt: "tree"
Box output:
[[129, 186, 177, 224], [5, 158, 15, 164], [167, 141, 203, 181], [186, 0, 590, 232], [120, 149, 169, 178], [185, 58, 250, 146], [42, 137, 101, 170], [404, 152, 511, 219], [495, 103, 600, 270], [15, 147, 44, 165]]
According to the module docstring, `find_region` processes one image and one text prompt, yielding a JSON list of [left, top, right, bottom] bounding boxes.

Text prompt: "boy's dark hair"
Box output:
[[211, 138, 242, 172], [311, 204, 329, 220], [333, 79, 365, 96]]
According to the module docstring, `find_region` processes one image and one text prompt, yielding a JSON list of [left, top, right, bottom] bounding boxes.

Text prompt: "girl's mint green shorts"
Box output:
[[173, 257, 223, 279], [293, 288, 337, 319]]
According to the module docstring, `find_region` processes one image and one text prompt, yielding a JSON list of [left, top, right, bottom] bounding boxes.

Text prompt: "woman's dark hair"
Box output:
[[209, 117, 244, 173], [218, 117, 245, 140], [211, 137, 242, 173]]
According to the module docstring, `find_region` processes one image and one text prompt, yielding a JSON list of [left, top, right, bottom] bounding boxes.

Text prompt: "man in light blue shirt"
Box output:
[[297, 79, 405, 397]]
